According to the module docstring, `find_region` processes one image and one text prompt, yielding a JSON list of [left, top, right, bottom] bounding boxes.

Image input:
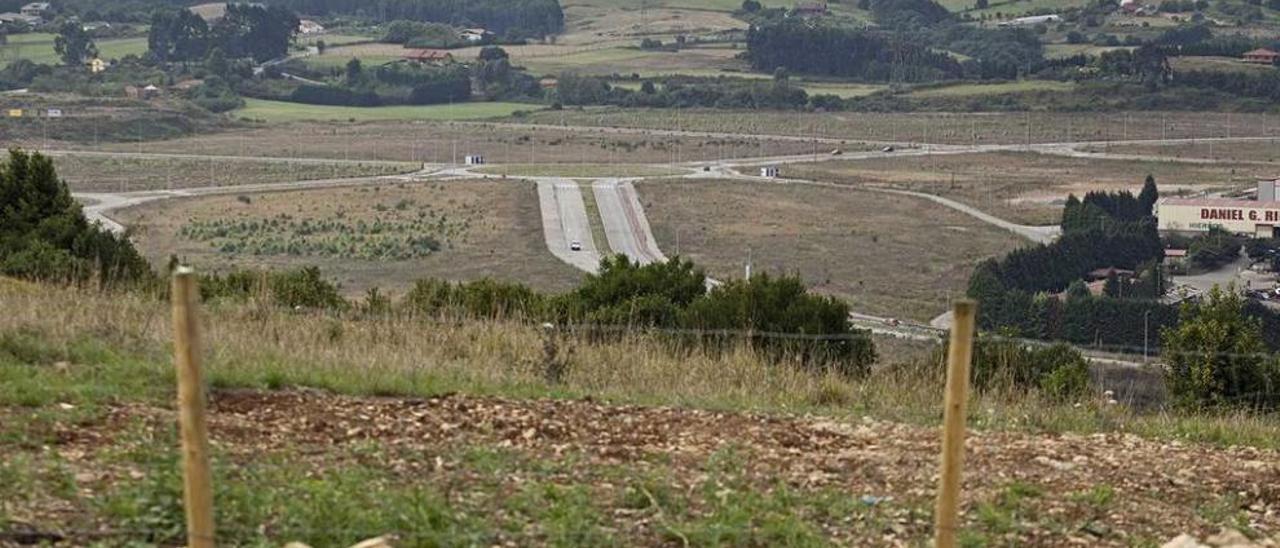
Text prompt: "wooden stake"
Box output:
[[935, 300, 977, 548], [172, 267, 215, 548]]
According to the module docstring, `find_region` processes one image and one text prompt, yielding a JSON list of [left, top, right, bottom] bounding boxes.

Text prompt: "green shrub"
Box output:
[[942, 336, 1092, 401], [1162, 287, 1280, 411]]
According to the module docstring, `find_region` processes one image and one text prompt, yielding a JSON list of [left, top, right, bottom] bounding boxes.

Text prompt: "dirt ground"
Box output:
[[785, 152, 1270, 226], [52, 155, 413, 193], [113, 180, 584, 295], [62, 120, 817, 165], [7, 389, 1277, 546], [1099, 140, 1280, 164], [636, 179, 1024, 321], [518, 109, 1280, 146]]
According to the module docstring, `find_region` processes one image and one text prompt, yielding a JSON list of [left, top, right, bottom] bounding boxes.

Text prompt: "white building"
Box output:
[[760, 166, 779, 178], [464, 155, 486, 166], [460, 28, 489, 43], [1156, 180, 1280, 238], [998, 14, 1061, 27], [298, 19, 325, 35]]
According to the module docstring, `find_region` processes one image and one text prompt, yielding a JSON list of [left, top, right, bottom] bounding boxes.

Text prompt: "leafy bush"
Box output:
[[1162, 287, 1280, 411], [681, 274, 876, 376], [402, 278, 545, 320], [1188, 228, 1243, 271], [940, 336, 1091, 401]]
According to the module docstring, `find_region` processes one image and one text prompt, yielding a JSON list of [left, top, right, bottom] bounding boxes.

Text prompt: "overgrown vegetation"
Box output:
[[0, 149, 149, 288]]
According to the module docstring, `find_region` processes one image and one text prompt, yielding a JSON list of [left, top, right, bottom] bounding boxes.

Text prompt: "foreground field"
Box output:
[[783, 152, 1271, 226], [1, 283, 1278, 545], [114, 180, 583, 294], [52, 155, 415, 193], [637, 179, 1024, 321]]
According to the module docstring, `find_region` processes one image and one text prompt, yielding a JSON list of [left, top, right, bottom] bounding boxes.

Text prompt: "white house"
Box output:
[[459, 28, 489, 43], [998, 14, 1061, 27], [20, 2, 50, 18], [298, 19, 325, 35]]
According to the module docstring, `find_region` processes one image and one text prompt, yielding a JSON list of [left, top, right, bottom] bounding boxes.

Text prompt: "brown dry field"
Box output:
[[51, 155, 414, 193], [12, 388, 1276, 546], [60, 121, 817, 164], [637, 179, 1024, 321], [1099, 140, 1280, 164], [784, 152, 1270, 226], [518, 109, 1280, 146], [114, 180, 583, 295]]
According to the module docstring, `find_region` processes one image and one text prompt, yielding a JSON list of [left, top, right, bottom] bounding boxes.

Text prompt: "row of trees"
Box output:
[[745, 18, 964, 83], [149, 4, 299, 64], [265, 0, 564, 38]]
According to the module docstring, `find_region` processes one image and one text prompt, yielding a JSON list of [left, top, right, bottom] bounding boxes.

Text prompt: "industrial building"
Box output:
[[1156, 180, 1280, 238]]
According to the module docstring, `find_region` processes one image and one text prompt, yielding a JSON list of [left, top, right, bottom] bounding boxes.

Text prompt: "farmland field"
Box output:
[[907, 80, 1077, 97], [233, 99, 534, 123], [783, 152, 1271, 226], [115, 180, 584, 294], [1097, 139, 1280, 163], [511, 108, 1280, 145], [52, 155, 416, 193], [472, 163, 689, 178], [79, 120, 820, 164], [0, 34, 148, 65], [637, 179, 1024, 321]]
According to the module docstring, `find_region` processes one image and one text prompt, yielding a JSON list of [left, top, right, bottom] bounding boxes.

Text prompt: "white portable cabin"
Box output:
[[464, 155, 486, 166], [760, 166, 779, 178]]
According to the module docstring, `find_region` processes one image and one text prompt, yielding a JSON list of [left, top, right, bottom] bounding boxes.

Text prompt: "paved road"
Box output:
[[536, 179, 602, 274], [593, 179, 666, 266]]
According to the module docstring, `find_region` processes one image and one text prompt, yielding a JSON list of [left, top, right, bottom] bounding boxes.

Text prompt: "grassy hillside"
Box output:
[[2, 281, 1279, 544]]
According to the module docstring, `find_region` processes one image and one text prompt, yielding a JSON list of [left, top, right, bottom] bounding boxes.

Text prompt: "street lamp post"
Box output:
[[1143, 310, 1152, 363]]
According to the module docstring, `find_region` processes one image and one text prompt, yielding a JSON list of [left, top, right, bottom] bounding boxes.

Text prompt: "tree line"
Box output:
[[149, 4, 299, 63], [0, 150, 150, 288], [261, 0, 564, 39]]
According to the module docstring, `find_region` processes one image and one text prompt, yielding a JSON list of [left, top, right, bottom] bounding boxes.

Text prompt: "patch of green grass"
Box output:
[[233, 98, 537, 123], [909, 80, 1077, 98], [0, 36, 148, 64]]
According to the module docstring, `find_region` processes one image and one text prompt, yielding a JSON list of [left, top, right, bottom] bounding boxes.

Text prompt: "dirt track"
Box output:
[[31, 390, 1280, 545]]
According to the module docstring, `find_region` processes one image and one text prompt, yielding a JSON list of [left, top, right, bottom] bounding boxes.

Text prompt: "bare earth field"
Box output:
[[1098, 140, 1280, 164], [514, 109, 1280, 146], [784, 152, 1272, 226], [62, 121, 818, 164], [637, 179, 1024, 321], [51, 155, 415, 193], [113, 180, 583, 295], [5, 388, 1275, 546]]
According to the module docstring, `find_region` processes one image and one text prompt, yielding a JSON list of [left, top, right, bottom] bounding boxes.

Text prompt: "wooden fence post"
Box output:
[[172, 267, 215, 548], [935, 300, 977, 548]]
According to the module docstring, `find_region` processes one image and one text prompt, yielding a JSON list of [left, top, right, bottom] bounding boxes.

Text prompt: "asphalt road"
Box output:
[[536, 179, 602, 274], [592, 179, 667, 266]]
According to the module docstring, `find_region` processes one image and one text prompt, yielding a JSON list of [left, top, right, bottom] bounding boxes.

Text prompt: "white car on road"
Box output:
[[570, 240, 582, 251]]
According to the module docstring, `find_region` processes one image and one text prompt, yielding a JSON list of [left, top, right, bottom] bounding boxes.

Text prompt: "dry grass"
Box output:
[[65, 120, 817, 164], [784, 151, 1272, 225], [636, 178, 1025, 322], [51, 155, 415, 193], [2, 279, 1279, 451], [514, 108, 1280, 146], [1100, 139, 1280, 164], [112, 180, 584, 295]]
